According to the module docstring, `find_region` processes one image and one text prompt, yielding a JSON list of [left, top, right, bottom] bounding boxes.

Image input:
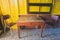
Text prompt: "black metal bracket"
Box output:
[[28, 3, 52, 6]]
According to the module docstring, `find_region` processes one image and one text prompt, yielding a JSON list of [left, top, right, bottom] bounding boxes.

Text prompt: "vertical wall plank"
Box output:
[[1, 0, 12, 23], [18, 0, 27, 15], [52, 2, 60, 15], [9, 0, 18, 22], [9, 0, 19, 30]]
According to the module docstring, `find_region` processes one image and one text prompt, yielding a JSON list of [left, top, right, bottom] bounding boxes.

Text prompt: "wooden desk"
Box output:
[[17, 16, 45, 38]]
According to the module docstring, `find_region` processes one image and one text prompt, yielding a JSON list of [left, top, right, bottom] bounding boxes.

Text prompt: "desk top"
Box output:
[[17, 16, 44, 22]]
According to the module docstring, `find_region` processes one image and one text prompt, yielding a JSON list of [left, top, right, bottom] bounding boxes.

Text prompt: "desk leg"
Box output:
[[18, 26, 20, 38], [40, 23, 45, 38]]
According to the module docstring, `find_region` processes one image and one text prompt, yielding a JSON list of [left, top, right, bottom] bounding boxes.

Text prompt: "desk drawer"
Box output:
[[17, 22, 44, 27]]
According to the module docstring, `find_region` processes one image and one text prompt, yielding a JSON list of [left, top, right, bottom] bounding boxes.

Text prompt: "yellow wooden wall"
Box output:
[[29, 0, 52, 3], [18, 0, 27, 15], [9, 0, 18, 22], [18, 0, 52, 15], [0, 0, 2, 14], [18, 0, 60, 15], [9, 0, 19, 30], [10, 0, 18, 30], [1, 0, 12, 23], [30, 0, 52, 13], [52, 2, 60, 15]]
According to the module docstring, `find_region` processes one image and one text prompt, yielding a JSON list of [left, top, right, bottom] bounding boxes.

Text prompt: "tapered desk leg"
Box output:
[[18, 26, 20, 38], [40, 23, 45, 38]]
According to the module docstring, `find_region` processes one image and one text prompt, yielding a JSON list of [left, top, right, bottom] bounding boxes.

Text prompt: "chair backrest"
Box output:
[[3, 15, 10, 20], [51, 15, 59, 21]]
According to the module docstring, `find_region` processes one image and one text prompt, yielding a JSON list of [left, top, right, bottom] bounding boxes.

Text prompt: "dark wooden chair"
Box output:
[[1, 14, 16, 34], [39, 16, 56, 28]]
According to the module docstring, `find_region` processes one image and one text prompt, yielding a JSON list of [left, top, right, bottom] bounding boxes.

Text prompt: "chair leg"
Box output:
[[4, 20, 7, 33], [10, 28, 12, 36], [18, 26, 20, 38], [10, 27, 13, 40]]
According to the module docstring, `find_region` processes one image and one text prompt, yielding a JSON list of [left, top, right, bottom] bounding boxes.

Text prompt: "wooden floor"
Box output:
[[0, 28, 60, 40]]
